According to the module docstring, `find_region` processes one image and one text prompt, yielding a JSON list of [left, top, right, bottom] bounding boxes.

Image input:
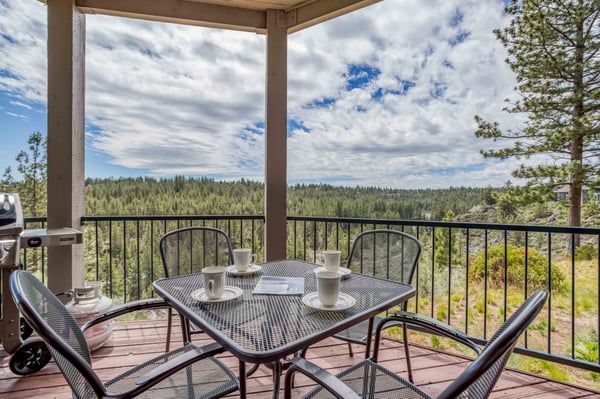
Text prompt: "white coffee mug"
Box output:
[[233, 248, 257, 272], [320, 250, 342, 272], [316, 270, 341, 307], [202, 266, 226, 299]]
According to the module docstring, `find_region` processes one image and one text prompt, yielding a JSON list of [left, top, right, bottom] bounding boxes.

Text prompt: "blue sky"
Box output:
[[0, 0, 525, 188]]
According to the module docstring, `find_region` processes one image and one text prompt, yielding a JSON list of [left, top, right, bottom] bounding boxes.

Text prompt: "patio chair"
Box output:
[[330, 229, 421, 380], [284, 289, 547, 399], [160, 226, 234, 351], [9, 270, 239, 399]]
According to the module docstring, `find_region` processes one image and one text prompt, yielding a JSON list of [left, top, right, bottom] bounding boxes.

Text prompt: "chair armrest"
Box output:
[[284, 357, 360, 399], [81, 298, 169, 333], [381, 310, 481, 355], [134, 342, 225, 386]]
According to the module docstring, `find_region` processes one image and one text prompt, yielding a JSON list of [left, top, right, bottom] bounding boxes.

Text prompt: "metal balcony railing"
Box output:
[[21, 215, 600, 375]]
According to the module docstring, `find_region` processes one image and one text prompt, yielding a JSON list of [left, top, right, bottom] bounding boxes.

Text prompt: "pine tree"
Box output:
[[0, 166, 16, 192], [434, 210, 458, 270], [475, 0, 600, 233], [15, 132, 47, 217]]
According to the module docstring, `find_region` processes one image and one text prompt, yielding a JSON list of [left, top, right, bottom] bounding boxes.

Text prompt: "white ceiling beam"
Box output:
[[76, 0, 267, 33], [71, 0, 382, 34], [287, 0, 382, 34]]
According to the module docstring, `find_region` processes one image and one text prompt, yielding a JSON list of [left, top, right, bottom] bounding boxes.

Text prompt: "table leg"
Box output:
[[364, 317, 374, 358], [239, 360, 247, 398], [272, 360, 282, 399]]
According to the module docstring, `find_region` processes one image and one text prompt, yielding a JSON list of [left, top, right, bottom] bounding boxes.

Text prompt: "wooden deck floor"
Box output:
[[1, 319, 599, 399]]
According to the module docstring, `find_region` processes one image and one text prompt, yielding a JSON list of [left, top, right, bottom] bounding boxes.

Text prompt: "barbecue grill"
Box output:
[[0, 192, 83, 375]]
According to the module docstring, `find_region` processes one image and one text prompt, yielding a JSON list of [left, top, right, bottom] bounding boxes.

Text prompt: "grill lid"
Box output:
[[0, 193, 23, 233]]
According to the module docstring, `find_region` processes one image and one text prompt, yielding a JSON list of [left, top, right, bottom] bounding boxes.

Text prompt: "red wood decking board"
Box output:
[[1, 319, 599, 399]]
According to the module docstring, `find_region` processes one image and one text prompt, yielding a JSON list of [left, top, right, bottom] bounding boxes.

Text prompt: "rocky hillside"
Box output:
[[457, 200, 600, 227]]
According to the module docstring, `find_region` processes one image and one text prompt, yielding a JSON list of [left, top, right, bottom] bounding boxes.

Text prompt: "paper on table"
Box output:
[[252, 276, 305, 295]]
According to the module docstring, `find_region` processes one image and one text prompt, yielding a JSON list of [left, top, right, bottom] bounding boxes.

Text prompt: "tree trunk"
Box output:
[[568, 8, 585, 249], [568, 180, 582, 248]]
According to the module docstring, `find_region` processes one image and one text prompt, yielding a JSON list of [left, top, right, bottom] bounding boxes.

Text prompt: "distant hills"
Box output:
[[82, 176, 600, 227]]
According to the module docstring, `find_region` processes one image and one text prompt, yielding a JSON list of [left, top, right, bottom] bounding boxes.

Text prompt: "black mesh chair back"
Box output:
[[332, 229, 421, 367], [160, 226, 234, 278], [346, 229, 421, 285], [160, 226, 234, 350], [11, 270, 110, 398], [438, 289, 548, 399]]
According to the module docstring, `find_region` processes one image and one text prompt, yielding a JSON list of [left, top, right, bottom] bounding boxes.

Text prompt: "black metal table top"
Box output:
[[152, 259, 415, 364]]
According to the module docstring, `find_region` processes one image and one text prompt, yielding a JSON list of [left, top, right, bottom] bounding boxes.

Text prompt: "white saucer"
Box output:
[[191, 286, 243, 303], [302, 292, 356, 311], [226, 264, 262, 276], [314, 266, 352, 278]]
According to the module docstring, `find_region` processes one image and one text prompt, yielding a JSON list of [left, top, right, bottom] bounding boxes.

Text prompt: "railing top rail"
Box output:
[[80, 215, 265, 222], [286, 215, 600, 235], [23, 217, 46, 223]]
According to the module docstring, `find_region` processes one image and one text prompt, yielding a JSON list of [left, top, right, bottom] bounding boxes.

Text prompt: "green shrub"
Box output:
[[575, 330, 599, 363], [475, 300, 485, 314], [575, 244, 597, 261], [470, 244, 566, 292], [436, 303, 447, 321], [529, 318, 556, 336], [430, 335, 441, 349], [525, 359, 568, 381], [575, 341, 599, 363]]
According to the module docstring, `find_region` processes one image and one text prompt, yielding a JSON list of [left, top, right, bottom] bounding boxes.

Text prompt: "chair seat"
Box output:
[[105, 344, 238, 398], [303, 359, 432, 399]]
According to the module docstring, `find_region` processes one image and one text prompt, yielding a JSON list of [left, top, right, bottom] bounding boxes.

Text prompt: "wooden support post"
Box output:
[[46, 0, 86, 294]]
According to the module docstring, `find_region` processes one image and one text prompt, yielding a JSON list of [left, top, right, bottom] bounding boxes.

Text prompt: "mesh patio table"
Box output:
[[152, 259, 415, 398]]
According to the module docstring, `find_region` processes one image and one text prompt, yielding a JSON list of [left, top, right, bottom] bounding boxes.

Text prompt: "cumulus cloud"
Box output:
[[0, 0, 527, 188], [286, 0, 524, 188]]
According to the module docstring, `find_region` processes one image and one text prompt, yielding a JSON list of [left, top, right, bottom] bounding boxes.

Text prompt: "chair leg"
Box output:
[[180, 314, 191, 344], [346, 342, 354, 357], [299, 346, 308, 358], [363, 317, 374, 359], [347, 342, 354, 357], [165, 309, 173, 352], [246, 363, 260, 377], [403, 323, 414, 383]]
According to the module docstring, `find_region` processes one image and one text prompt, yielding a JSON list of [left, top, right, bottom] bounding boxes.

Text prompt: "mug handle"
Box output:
[[251, 254, 257, 264], [207, 279, 214, 296]]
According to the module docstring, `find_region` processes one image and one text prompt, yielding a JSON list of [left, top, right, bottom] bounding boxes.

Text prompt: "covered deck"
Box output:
[[2, 319, 598, 398], [9, 1, 600, 397]]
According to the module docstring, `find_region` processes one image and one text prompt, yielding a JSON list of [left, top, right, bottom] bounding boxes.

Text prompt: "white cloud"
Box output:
[[0, 1, 47, 103], [9, 100, 32, 110], [0, 0, 529, 188], [287, 0, 524, 188], [6, 111, 28, 121]]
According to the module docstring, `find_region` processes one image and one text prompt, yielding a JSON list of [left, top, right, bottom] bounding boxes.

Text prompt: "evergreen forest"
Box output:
[[84, 176, 490, 221]]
